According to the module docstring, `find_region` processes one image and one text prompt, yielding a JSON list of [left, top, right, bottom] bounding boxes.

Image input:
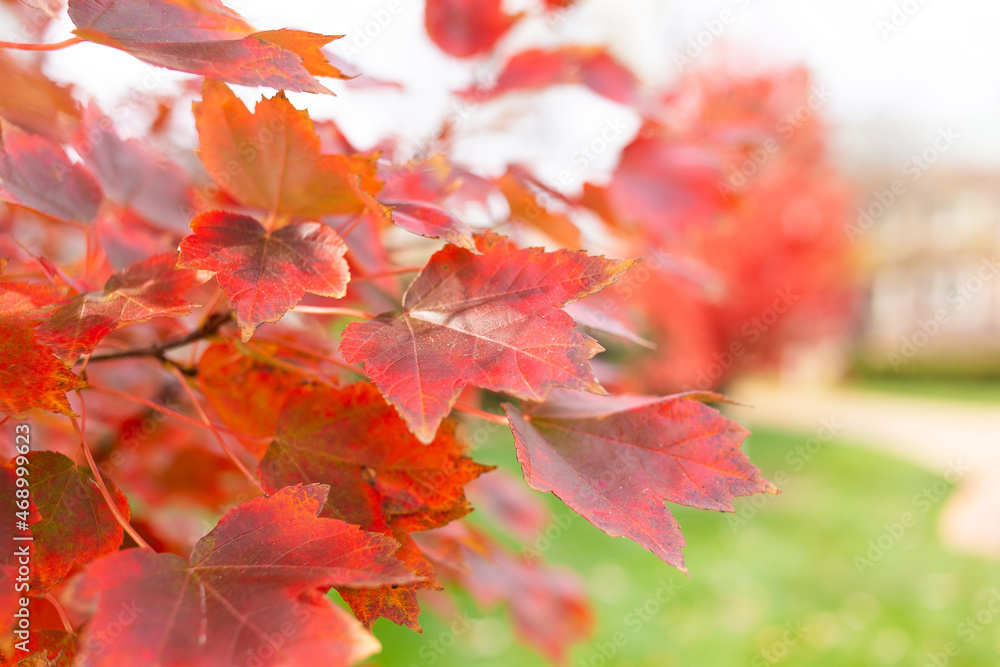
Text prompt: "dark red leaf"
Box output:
[[77, 484, 420, 667], [7, 450, 130, 594], [386, 201, 477, 251], [471, 46, 638, 104], [424, 0, 520, 58], [341, 232, 637, 442], [607, 130, 728, 238], [260, 381, 489, 630], [260, 382, 490, 532], [0, 319, 86, 417], [337, 530, 440, 633], [504, 390, 777, 571], [417, 523, 594, 663], [177, 211, 350, 341], [74, 104, 193, 233], [68, 0, 347, 94], [196, 340, 306, 458], [0, 124, 103, 225]]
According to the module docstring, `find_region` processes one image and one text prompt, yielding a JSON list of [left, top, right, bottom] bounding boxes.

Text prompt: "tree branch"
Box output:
[[83, 311, 232, 368]]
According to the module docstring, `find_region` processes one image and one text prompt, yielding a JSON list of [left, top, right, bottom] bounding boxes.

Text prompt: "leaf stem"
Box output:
[[290, 305, 374, 318], [71, 400, 151, 550], [0, 36, 83, 51], [166, 366, 266, 495], [249, 336, 366, 379], [352, 265, 423, 280], [454, 404, 509, 425], [334, 211, 366, 238], [44, 592, 76, 635], [239, 341, 335, 387]]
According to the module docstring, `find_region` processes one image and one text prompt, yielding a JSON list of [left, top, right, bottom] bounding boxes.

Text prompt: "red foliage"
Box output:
[[0, 1, 854, 664], [341, 232, 637, 443], [177, 212, 350, 340], [68, 0, 349, 93], [78, 485, 416, 666], [424, 0, 520, 58], [469, 46, 639, 104], [506, 390, 776, 571]]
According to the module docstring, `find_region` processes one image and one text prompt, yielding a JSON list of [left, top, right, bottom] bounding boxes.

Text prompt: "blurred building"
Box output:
[[853, 168, 1000, 375]]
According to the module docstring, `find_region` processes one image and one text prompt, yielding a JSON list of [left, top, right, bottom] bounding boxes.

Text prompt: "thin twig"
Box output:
[[44, 593, 76, 635], [239, 341, 335, 386], [166, 366, 265, 495], [334, 211, 366, 238], [83, 311, 231, 366], [0, 36, 83, 51], [71, 399, 151, 550], [454, 404, 509, 425], [352, 265, 423, 280], [85, 383, 270, 443], [290, 305, 374, 318]]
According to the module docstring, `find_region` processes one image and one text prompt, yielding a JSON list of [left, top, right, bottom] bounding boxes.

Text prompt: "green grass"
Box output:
[[361, 426, 1000, 667], [845, 374, 1000, 405]]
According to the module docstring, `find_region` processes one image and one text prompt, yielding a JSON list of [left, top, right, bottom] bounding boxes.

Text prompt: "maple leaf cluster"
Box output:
[[0, 0, 857, 664]]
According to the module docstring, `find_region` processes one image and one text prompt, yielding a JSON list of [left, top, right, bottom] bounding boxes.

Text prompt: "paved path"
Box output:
[[725, 378, 1000, 558]]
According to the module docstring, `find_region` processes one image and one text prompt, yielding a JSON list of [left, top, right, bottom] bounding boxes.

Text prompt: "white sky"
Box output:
[[3, 0, 998, 171]]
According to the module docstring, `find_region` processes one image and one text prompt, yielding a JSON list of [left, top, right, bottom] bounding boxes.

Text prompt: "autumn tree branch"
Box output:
[[82, 311, 233, 371]]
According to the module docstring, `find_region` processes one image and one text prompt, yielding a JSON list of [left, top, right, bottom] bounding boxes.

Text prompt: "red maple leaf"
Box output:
[[260, 382, 490, 531], [67, 0, 348, 94], [470, 46, 638, 104], [424, 0, 521, 58], [606, 128, 730, 238], [194, 80, 382, 217], [417, 522, 594, 663], [8, 451, 130, 594], [0, 281, 69, 322], [0, 319, 86, 417], [337, 529, 440, 633], [341, 232, 638, 442], [196, 340, 307, 458], [74, 104, 194, 233], [35, 253, 206, 363], [386, 201, 477, 252], [0, 51, 80, 143], [0, 124, 103, 225], [504, 390, 777, 571], [497, 168, 583, 248], [177, 211, 350, 341], [76, 484, 420, 667], [260, 381, 491, 630]]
